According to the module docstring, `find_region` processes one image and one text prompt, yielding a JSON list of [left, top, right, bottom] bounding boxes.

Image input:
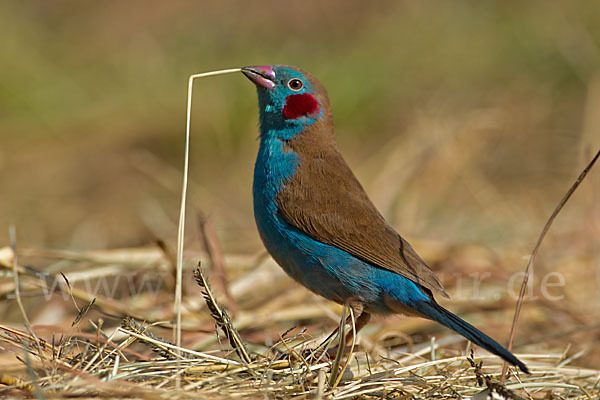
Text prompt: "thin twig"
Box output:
[[501, 148, 600, 383]]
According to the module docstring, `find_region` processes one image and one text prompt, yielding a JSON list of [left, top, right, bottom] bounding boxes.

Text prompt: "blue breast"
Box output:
[[252, 136, 429, 314]]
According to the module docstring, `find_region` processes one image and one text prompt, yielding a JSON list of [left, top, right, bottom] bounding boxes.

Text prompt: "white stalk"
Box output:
[[175, 68, 241, 384]]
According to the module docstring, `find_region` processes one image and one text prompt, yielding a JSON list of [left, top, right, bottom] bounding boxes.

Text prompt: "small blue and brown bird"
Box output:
[[241, 64, 528, 373]]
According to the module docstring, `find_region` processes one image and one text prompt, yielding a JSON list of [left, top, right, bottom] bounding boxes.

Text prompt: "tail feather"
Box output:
[[411, 301, 529, 374]]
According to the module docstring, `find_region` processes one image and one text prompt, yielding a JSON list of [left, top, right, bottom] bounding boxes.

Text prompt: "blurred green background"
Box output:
[[1, 0, 599, 257]]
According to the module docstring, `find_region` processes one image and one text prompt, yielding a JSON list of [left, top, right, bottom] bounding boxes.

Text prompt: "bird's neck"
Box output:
[[253, 134, 299, 199], [253, 116, 335, 203], [252, 134, 299, 235]]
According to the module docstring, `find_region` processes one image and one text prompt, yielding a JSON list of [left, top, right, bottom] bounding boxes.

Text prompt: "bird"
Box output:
[[241, 64, 529, 374]]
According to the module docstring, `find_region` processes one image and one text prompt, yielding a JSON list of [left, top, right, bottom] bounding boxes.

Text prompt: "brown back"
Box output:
[[276, 92, 448, 298]]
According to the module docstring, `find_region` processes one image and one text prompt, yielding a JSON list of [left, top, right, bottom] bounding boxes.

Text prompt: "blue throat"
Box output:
[[253, 92, 306, 228]]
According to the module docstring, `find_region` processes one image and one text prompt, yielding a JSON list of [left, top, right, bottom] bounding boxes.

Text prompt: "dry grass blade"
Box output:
[[0, 372, 34, 393], [193, 264, 251, 363], [333, 307, 356, 390], [174, 68, 242, 388], [501, 148, 600, 383], [71, 298, 96, 327], [9, 226, 46, 364], [468, 352, 527, 400], [121, 317, 180, 360], [328, 304, 348, 388]]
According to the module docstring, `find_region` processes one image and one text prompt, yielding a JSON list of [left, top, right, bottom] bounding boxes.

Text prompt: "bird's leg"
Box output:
[[344, 310, 371, 347], [310, 302, 371, 360]]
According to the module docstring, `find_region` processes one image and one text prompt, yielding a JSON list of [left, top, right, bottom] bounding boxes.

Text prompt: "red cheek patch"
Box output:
[[283, 93, 320, 120]]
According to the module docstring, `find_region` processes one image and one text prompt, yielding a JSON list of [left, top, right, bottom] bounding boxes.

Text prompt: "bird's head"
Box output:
[[242, 65, 332, 139]]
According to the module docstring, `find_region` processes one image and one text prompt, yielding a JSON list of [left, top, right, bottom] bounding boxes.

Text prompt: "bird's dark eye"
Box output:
[[288, 78, 303, 91]]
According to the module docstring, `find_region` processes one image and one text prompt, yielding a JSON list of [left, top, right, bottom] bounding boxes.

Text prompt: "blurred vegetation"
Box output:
[[1, 0, 599, 256]]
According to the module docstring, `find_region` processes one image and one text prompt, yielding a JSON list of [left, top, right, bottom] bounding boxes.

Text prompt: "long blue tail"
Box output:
[[411, 301, 529, 373]]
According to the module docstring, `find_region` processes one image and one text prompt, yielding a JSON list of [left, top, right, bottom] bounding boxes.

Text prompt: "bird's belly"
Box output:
[[254, 199, 425, 314], [255, 210, 370, 303]]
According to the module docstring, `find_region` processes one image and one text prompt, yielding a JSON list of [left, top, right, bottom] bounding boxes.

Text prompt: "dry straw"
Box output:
[[0, 68, 599, 398], [174, 68, 241, 383]]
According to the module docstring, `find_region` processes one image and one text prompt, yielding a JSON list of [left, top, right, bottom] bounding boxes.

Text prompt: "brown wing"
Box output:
[[278, 129, 448, 298]]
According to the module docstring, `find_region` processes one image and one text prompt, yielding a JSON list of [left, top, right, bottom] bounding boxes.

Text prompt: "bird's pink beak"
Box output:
[[241, 65, 276, 89]]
